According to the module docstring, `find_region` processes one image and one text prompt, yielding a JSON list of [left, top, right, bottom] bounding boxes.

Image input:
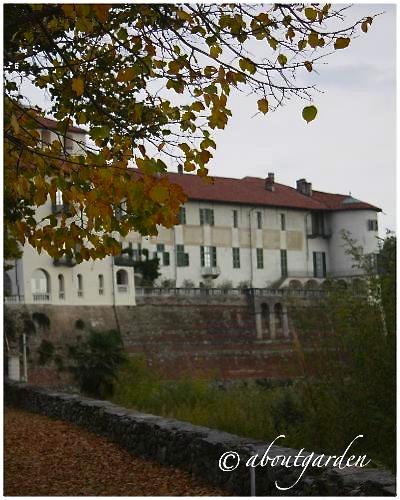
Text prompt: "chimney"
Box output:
[[177, 165, 183, 174], [296, 178, 312, 196], [265, 172, 275, 191]]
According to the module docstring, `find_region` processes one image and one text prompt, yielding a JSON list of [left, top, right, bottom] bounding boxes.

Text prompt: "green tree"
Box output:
[[291, 236, 396, 470], [4, 4, 376, 261], [67, 329, 126, 398]]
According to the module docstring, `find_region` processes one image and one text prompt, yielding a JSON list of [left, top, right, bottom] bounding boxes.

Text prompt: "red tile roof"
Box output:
[[37, 116, 87, 134], [160, 171, 380, 212]]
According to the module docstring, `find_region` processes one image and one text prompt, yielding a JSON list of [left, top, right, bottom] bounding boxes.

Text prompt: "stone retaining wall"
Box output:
[[5, 381, 396, 496]]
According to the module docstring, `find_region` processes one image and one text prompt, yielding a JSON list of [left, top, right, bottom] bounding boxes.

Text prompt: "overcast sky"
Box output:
[[209, 3, 396, 235], [21, 3, 396, 235]]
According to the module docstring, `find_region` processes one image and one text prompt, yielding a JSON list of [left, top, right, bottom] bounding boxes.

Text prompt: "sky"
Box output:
[[19, 3, 396, 235], [209, 3, 397, 235]]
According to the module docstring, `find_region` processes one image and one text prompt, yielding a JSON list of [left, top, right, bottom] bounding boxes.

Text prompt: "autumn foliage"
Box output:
[[4, 4, 375, 261]]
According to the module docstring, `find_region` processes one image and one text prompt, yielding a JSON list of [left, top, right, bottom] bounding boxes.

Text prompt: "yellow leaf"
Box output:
[[117, 67, 137, 82], [10, 114, 20, 134], [257, 98, 269, 114], [334, 37, 350, 50], [149, 184, 169, 203], [304, 61, 313, 73], [72, 78, 84, 96]]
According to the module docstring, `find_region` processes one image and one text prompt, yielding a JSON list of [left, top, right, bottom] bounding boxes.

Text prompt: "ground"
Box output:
[[4, 408, 226, 496]]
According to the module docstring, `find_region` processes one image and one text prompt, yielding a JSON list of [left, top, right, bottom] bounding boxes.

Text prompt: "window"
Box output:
[[256, 248, 264, 269], [116, 269, 128, 292], [41, 129, 51, 148], [313, 251, 326, 278], [178, 207, 186, 225], [256, 211, 262, 229], [233, 210, 238, 228], [201, 246, 217, 267], [156, 243, 165, 252], [163, 252, 170, 266], [64, 135, 74, 151], [176, 245, 189, 266], [77, 274, 83, 297], [31, 269, 50, 300], [200, 208, 214, 226], [98, 274, 104, 295], [280, 214, 286, 231], [58, 274, 65, 300], [311, 212, 325, 236], [367, 219, 378, 231], [280, 250, 288, 278], [232, 248, 240, 268], [4, 273, 12, 296]]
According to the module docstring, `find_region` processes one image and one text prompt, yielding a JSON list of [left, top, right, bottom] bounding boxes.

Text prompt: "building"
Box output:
[[125, 172, 380, 289], [4, 120, 381, 305]]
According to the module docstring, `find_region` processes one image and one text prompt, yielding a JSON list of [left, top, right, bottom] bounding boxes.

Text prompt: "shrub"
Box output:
[[182, 279, 195, 288], [32, 312, 51, 330], [160, 278, 176, 288], [67, 329, 126, 398], [37, 339, 55, 365], [218, 280, 233, 290], [238, 280, 251, 289]]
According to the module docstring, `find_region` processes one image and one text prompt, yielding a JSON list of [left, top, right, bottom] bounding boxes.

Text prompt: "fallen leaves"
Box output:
[[4, 408, 227, 496]]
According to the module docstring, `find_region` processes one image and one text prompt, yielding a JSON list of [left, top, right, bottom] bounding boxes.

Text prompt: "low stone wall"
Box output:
[[5, 381, 395, 496]]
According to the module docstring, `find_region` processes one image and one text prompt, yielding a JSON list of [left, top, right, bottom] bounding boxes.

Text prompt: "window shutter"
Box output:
[[212, 246, 217, 266], [200, 246, 204, 266], [200, 209, 204, 225], [210, 210, 215, 226]]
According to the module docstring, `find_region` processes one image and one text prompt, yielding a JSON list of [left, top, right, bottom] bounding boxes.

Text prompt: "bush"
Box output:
[[32, 312, 50, 330], [67, 329, 126, 398], [218, 280, 233, 290], [37, 339, 55, 365], [182, 279, 195, 288], [160, 278, 176, 288], [238, 280, 251, 289]]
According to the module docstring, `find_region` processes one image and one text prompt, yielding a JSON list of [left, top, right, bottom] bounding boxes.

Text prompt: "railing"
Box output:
[[114, 255, 137, 267], [135, 287, 328, 298], [4, 295, 24, 304], [59, 291, 65, 300], [201, 266, 221, 277], [53, 256, 76, 267], [117, 285, 128, 293], [33, 293, 50, 302]]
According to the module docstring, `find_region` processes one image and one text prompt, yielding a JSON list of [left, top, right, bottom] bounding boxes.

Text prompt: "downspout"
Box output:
[[111, 255, 121, 334], [248, 208, 256, 287]]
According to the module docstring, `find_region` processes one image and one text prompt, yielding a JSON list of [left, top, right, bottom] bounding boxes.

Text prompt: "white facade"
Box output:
[[4, 121, 380, 304]]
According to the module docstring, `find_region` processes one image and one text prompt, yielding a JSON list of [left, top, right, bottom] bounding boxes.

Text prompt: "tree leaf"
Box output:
[[72, 78, 84, 96], [304, 61, 313, 72], [304, 8, 317, 22], [278, 54, 287, 66], [257, 98, 269, 114], [302, 105, 318, 124], [334, 37, 350, 50]]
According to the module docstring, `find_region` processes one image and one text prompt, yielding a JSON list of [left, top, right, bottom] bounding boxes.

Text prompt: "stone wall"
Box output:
[[5, 381, 396, 496], [5, 296, 302, 384]]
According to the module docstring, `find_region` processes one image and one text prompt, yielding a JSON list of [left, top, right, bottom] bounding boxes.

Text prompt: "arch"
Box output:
[[58, 274, 65, 300], [98, 274, 104, 295], [322, 279, 332, 290], [116, 269, 129, 293], [289, 280, 302, 289], [261, 302, 269, 336], [305, 279, 319, 290], [4, 272, 12, 296], [31, 268, 50, 301], [274, 303, 283, 337], [77, 273, 83, 297]]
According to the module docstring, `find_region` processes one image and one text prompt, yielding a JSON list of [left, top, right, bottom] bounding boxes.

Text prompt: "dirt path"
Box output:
[[4, 407, 226, 496]]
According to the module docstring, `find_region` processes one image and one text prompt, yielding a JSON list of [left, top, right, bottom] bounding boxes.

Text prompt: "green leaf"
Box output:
[[257, 98, 269, 114], [302, 105, 318, 124], [304, 8, 317, 21], [278, 54, 287, 67], [90, 126, 110, 140], [334, 37, 350, 50]]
